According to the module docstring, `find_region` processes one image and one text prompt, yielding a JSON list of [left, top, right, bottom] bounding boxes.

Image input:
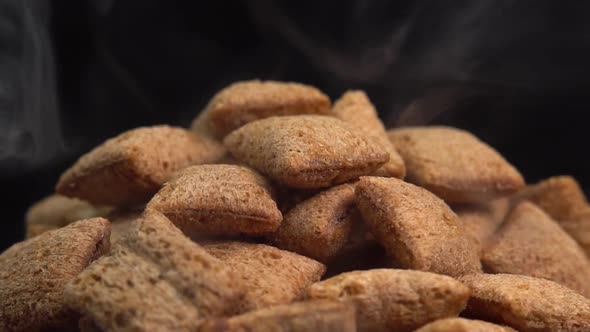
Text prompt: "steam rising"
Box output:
[[0, 0, 62, 172]]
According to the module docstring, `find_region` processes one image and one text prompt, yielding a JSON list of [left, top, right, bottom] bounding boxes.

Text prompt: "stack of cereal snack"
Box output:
[[2, 80, 590, 332]]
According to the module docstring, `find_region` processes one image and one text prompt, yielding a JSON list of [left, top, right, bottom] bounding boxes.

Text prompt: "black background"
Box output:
[[2, 0, 590, 250]]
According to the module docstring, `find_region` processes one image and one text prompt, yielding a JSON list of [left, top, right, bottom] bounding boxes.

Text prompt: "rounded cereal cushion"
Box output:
[[333, 90, 406, 178], [203, 241, 326, 314], [0, 218, 111, 331], [460, 273, 590, 332], [388, 126, 525, 203], [271, 183, 357, 263], [224, 115, 389, 189], [306, 269, 470, 332], [56, 125, 226, 206], [192, 80, 331, 139], [481, 201, 590, 298], [147, 164, 282, 237], [355, 176, 482, 277]]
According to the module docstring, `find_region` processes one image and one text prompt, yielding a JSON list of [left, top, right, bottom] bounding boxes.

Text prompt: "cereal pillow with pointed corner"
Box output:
[[481, 202, 590, 298], [198, 300, 356, 332], [271, 183, 357, 263], [203, 241, 326, 313], [306, 269, 471, 332], [355, 176, 482, 277], [511, 175, 590, 256], [453, 198, 509, 249], [65, 211, 243, 332], [333, 90, 406, 178], [25, 194, 111, 238], [460, 274, 590, 332], [56, 125, 226, 206], [224, 115, 389, 188], [147, 164, 282, 237], [192, 80, 331, 139], [415, 318, 517, 332], [388, 126, 525, 203], [0, 218, 111, 332]]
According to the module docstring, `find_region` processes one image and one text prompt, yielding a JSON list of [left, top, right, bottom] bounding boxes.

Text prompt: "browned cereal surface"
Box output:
[[306, 269, 470, 332], [104, 207, 144, 244], [65, 211, 243, 332], [203, 241, 326, 313], [481, 201, 590, 297], [333, 90, 406, 178], [512, 175, 588, 220], [454, 198, 509, 249], [415, 318, 517, 332], [271, 183, 357, 262], [147, 164, 282, 237], [197, 80, 331, 138], [460, 273, 590, 332], [25, 194, 111, 238], [511, 175, 590, 256], [224, 115, 389, 188], [56, 125, 226, 206], [355, 176, 481, 277], [388, 126, 525, 203], [0, 218, 111, 331], [198, 300, 356, 332]]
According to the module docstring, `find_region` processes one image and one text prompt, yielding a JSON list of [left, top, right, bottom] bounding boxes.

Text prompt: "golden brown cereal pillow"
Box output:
[[453, 198, 509, 249], [224, 115, 389, 188], [65, 211, 243, 332], [306, 269, 470, 332], [332, 90, 406, 178], [481, 202, 590, 297], [147, 164, 282, 237], [25, 194, 111, 239], [198, 300, 356, 332], [203, 241, 326, 313], [388, 126, 525, 203], [104, 207, 144, 244], [460, 273, 590, 332], [192, 80, 331, 139], [355, 176, 482, 277], [271, 183, 357, 263], [56, 125, 226, 206], [511, 175, 590, 256], [461, 274, 590, 332], [415, 318, 517, 332], [0, 218, 111, 331]]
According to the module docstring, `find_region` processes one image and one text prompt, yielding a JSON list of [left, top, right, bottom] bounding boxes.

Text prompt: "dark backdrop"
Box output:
[[2, 0, 590, 250]]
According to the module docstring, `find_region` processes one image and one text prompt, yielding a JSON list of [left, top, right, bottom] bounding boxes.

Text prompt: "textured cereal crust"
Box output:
[[194, 80, 331, 138], [203, 241, 326, 313], [511, 175, 590, 256], [224, 115, 389, 188], [272, 184, 357, 262], [25, 194, 111, 238], [104, 207, 144, 244], [306, 269, 470, 332], [453, 198, 509, 249], [198, 300, 356, 332], [481, 202, 590, 297], [56, 125, 226, 206], [388, 126, 525, 203], [333, 90, 406, 178], [460, 273, 590, 332], [147, 164, 282, 236], [64, 211, 243, 332], [415, 318, 517, 332], [355, 176, 482, 277], [0, 218, 111, 331]]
